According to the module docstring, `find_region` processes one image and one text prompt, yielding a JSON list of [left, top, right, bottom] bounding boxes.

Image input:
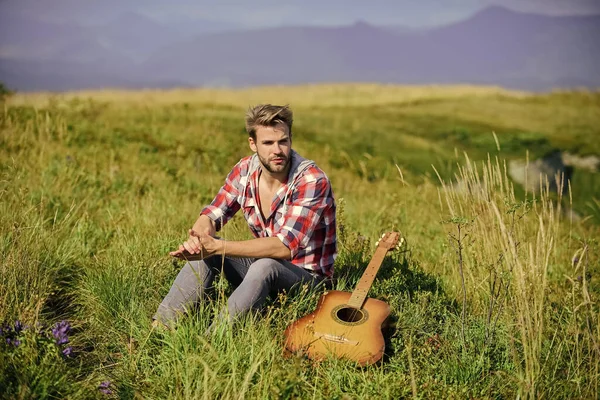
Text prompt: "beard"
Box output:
[[258, 153, 290, 174]]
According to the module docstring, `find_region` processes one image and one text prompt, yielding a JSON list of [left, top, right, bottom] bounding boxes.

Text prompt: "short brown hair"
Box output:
[[245, 104, 293, 140]]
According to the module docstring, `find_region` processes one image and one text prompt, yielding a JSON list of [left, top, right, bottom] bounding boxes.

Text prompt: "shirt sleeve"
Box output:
[[200, 164, 242, 231], [275, 173, 333, 258]]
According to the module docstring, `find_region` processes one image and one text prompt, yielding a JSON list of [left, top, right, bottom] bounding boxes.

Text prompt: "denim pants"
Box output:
[[154, 255, 324, 326]]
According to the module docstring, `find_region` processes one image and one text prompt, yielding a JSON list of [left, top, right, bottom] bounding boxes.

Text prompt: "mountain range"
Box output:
[[1, 6, 599, 92]]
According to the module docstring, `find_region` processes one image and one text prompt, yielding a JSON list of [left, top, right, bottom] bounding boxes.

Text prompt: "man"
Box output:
[[153, 104, 337, 328]]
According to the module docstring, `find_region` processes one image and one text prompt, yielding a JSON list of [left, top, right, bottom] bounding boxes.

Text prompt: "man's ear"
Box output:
[[248, 136, 257, 153]]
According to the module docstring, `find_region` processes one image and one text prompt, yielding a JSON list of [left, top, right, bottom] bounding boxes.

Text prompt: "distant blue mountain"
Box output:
[[1, 6, 598, 91]]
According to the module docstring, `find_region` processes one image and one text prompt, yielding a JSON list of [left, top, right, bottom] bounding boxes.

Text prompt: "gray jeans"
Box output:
[[154, 255, 325, 326]]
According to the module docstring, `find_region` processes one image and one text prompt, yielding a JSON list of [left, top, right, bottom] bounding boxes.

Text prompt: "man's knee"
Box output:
[[246, 258, 279, 281], [179, 260, 213, 285]]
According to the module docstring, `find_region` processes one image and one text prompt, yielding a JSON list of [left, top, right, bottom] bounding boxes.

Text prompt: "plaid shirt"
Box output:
[[200, 150, 337, 277]]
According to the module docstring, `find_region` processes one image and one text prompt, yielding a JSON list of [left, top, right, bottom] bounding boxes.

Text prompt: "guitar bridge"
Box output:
[[314, 332, 359, 345]]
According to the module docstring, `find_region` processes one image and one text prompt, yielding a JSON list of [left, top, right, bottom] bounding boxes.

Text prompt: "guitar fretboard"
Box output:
[[347, 246, 389, 309]]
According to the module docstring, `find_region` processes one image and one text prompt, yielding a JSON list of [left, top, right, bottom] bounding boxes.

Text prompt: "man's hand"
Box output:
[[169, 229, 223, 260]]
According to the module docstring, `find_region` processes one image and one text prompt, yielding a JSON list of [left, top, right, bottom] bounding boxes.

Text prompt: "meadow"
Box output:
[[1, 84, 599, 399]]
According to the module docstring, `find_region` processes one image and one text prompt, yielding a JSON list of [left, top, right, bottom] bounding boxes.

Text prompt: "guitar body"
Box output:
[[284, 290, 390, 365]]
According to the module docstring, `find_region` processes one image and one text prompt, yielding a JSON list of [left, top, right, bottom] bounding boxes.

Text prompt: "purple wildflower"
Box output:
[[62, 346, 73, 357], [98, 381, 113, 395], [572, 256, 580, 266], [12, 339, 21, 347], [14, 320, 23, 333], [52, 321, 71, 346], [6, 338, 11, 345]]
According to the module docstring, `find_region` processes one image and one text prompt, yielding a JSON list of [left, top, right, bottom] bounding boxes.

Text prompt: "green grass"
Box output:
[[1, 84, 599, 399]]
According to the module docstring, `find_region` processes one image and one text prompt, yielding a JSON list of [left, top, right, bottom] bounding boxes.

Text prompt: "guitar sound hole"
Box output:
[[336, 307, 365, 323]]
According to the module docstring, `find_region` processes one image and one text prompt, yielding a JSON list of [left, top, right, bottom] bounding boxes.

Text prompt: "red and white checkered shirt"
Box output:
[[200, 150, 337, 277]]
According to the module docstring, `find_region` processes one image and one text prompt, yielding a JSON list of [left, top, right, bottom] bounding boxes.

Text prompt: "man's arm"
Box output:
[[192, 214, 216, 237], [177, 215, 217, 255], [170, 231, 291, 260]]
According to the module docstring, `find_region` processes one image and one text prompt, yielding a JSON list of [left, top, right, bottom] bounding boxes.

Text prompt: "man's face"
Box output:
[[249, 123, 292, 175]]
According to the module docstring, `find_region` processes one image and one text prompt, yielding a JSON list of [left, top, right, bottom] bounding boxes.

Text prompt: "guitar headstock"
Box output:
[[375, 232, 404, 251]]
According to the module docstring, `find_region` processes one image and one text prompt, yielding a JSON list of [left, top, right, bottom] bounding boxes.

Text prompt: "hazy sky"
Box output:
[[1, 0, 599, 27]]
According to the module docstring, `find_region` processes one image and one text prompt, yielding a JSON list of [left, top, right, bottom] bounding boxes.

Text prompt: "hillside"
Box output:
[[1, 85, 599, 398]]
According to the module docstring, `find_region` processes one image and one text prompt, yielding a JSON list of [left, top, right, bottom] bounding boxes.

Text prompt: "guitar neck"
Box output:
[[347, 246, 389, 309]]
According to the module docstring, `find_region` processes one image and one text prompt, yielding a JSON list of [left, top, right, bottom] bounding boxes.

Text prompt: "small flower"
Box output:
[[62, 346, 73, 357], [14, 320, 24, 333], [52, 320, 70, 336], [52, 321, 71, 345], [12, 339, 21, 347], [1, 324, 12, 336], [98, 381, 113, 395], [572, 256, 580, 266]]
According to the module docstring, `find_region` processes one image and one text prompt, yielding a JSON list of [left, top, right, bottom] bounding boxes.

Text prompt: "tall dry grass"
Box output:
[[436, 153, 598, 398]]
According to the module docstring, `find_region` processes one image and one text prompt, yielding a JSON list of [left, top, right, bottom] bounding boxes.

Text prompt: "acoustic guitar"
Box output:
[[284, 232, 402, 366]]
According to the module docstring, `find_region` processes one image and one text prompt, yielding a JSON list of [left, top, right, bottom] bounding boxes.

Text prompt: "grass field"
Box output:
[[1, 84, 599, 399]]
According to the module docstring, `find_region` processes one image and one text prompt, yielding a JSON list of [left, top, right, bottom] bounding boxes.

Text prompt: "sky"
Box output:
[[1, 0, 599, 28]]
